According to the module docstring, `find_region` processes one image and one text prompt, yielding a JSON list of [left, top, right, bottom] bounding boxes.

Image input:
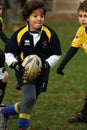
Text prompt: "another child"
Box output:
[[0, 49, 8, 104], [0, 0, 8, 105], [57, 0, 87, 123], [0, 0, 61, 130]]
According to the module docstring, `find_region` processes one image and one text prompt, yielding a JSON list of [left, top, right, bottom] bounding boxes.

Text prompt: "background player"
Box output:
[[0, 0, 8, 106], [57, 0, 87, 123]]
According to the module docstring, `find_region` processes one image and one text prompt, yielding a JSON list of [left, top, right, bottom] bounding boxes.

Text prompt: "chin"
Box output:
[[82, 25, 87, 28]]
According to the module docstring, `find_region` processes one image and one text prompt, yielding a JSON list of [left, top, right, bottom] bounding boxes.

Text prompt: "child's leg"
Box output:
[[18, 83, 36, 130]]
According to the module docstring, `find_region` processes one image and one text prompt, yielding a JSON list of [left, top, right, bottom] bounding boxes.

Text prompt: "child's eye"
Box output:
[[84, 15, 87, 17], [79, 14, 82, 17], [41, 15, 44, 18], [33, 15, 37, 17]]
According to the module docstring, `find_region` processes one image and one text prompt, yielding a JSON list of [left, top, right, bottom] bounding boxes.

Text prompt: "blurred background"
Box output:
[[1, 1, 87, 130], [2, 0, 82, 31]]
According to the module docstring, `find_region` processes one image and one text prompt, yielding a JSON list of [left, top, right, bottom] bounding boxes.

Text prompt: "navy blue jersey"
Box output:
[[5, 24, 61, 64]]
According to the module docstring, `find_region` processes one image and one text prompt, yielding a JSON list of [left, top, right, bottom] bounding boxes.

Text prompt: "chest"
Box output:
[[19, 32, 50, 54]]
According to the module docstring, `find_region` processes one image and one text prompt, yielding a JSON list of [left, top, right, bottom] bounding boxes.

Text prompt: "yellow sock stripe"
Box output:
[[23, 79, 28, 83], [14, 102, 20, 113], [19, 113, 31, 120]]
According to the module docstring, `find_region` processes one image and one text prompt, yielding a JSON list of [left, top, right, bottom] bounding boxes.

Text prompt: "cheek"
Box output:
[[78, 18, 80, 22], [42, 17, 45, 22], [78, 18, 82, 22]]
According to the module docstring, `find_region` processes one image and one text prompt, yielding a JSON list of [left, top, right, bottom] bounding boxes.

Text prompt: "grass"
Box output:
[[1, 14, 87, 130]]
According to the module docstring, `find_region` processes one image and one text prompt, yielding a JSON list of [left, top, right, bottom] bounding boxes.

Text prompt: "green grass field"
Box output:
[[1, 15, 87, 130]]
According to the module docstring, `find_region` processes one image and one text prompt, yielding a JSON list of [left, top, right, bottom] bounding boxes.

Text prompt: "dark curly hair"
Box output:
[[77, 0, 87, 12], [21, 0, 47, 21]]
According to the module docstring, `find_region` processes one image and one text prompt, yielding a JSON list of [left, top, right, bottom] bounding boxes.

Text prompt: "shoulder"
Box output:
[[42, 24, 58, 41], [13, 25, 28, 43], [77, 26, 85, 35], [43, 24, 56, 33], [16, 25, 28, 35]]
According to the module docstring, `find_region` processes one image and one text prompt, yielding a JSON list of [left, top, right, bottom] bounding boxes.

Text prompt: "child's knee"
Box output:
[[2, 71, 8, 82]]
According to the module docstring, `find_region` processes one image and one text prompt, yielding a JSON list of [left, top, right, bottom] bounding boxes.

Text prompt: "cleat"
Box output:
[[68, 112, 87, 123], [0, 106, 8, 130]]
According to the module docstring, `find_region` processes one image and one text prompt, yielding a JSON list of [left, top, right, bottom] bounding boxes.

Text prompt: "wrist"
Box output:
[[11, 62, 24, 76], [10, 62, 18, 68], [44, 61, 50, 70], [42, 61, 50, 72]]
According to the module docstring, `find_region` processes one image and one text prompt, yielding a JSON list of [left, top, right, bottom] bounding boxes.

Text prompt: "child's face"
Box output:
[[78, 10, 87, 27], [0, 6, 3, 16], [27, 8, 45, 31]]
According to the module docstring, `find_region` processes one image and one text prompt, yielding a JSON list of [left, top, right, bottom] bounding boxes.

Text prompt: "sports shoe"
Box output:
[[0, 106, 8, 130], [68, 112, 87, 123]]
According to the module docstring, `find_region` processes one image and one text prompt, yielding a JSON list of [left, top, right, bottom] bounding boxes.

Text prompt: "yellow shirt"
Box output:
[[71, 26, 87, 54]]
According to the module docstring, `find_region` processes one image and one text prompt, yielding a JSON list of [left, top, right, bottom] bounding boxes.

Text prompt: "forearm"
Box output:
[[5, 53, 17, 67], [46, 55, 61, 68], [60, 47, 79, 66], [0, 31, 9, 43], [57, 47, 79, 75]]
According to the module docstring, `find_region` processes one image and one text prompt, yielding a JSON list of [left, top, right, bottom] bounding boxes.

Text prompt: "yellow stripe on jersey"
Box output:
[[43, 26, 51, 42], [19, 113, 31, 120], [17, 26, 28, 46], [20, 51, 24, 61], [71, 26, 87, 54]]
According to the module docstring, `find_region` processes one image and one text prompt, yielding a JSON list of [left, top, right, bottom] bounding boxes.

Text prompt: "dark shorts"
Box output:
[[15, 70, 50, 96], [35, 70, 50, 95]]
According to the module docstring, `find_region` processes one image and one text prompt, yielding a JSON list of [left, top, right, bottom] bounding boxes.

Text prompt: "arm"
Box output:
[[4, 33, 24, 76], [5, 53, 24, 76], [42, 28, 62, 72], [46, 29, 62, 68], [42, 55, 61, 72], [57, 46, 79, 75], [0, 31, 9, 43], [0, 48, 5, 80]]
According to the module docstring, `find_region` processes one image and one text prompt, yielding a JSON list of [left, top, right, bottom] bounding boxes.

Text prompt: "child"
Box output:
[[0, 0, 8, 105], [0, 0, 62, 130], [57, 0, 87, 123], [0, 49, 8, 104]]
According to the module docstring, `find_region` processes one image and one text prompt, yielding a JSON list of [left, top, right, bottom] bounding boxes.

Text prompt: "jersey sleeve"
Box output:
[[4, 31, 20, 58], [49, 30, 62, 55], [46, 29, 62, 67]]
